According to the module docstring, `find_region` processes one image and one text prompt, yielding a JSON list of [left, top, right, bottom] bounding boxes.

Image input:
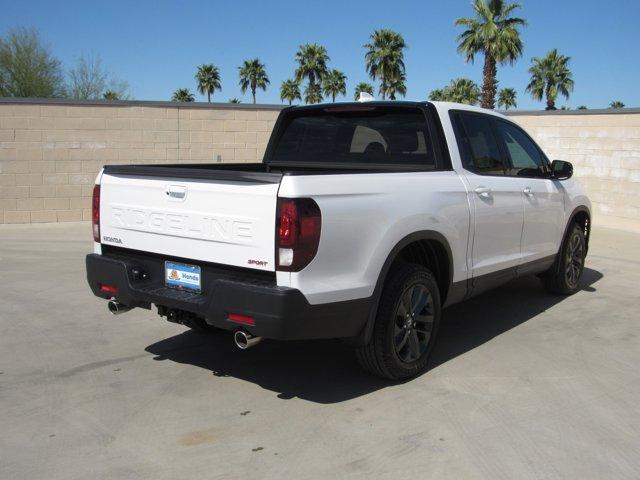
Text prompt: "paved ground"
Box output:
[[0, 223, 639, 480]]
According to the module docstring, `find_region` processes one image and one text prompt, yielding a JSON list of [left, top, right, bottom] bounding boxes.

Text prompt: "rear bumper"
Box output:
[[86, 253, 370, 340]]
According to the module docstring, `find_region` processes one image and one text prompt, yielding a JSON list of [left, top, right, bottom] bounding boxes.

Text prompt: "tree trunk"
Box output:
[[207, 91, 211, 103], [252, 89, 256, 104], [481, 54, 497, 109], [545, 84, 555, 110], [332, 93, 336, 102]]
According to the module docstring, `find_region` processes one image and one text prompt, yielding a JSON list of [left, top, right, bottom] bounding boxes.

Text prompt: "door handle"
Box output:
[[523, 186, 534, 197], [474, 186, 492, 198]]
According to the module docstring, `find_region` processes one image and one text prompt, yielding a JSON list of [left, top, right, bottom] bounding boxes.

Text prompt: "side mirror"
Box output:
[[551, 160, 573, 180]]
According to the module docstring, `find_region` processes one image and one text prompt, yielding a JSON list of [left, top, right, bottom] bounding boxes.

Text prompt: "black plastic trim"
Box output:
[[425, 102, 453, 170], [466, 255, 557, 298], [86, 253, 371, 340], [102, 164, 283, 184]]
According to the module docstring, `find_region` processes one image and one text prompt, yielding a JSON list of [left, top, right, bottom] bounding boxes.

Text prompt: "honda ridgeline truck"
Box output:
[[86, 101, 591, 380]]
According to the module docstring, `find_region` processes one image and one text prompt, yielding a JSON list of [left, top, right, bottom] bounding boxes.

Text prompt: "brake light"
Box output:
[[276, 198, 321, 272], [92, 184, 100, 242]]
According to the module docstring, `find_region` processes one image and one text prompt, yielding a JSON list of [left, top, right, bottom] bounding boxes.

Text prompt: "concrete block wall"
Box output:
[[509, 111, 640, 231], [1, 99, 639, 231], [0, 99, 281, 224]]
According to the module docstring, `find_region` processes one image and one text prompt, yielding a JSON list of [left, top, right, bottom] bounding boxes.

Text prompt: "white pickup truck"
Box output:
[[86, 101, 591, 380]]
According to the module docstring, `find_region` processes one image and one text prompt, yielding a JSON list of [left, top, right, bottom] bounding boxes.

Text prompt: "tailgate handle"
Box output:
[[166, 185, 187, 201]]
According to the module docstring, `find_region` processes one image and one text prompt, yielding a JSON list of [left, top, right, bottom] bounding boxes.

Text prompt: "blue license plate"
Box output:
[[165, 261, 201, 293]]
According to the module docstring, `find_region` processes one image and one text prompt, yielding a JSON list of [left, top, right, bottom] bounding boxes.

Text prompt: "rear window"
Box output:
[[269, 107, 436, 167]]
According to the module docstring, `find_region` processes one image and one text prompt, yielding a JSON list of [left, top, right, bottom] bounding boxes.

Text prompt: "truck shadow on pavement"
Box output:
[[145, 267, 603, 404]]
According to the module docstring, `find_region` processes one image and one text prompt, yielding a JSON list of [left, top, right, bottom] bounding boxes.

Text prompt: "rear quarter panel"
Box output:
[[278, 171, 471, 304]]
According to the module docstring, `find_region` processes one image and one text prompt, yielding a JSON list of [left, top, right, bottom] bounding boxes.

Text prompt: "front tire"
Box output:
[[542, 222, 586, 295], [356, 263, 441, 380]]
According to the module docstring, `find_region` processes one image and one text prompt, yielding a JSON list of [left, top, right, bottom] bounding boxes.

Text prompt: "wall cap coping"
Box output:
[[503, 107, 640, 116], [0, 97, 638, 115], [0, 97, 286, 110]]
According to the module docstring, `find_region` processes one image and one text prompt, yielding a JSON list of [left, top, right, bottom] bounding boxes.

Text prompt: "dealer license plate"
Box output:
[[165, 261, 201, 293]]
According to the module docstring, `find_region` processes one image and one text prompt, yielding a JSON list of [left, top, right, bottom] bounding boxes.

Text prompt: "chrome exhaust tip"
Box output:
[[108, 300, 132, 315], [233, 330, 262, 350]]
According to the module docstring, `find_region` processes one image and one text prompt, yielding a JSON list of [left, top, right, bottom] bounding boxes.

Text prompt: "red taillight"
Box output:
[[278, 199, 298, 247], [92, 184, 100, 242], [99, 284, 117, 295], [227, 313, 256, 326], [276, 198, 321, 272]]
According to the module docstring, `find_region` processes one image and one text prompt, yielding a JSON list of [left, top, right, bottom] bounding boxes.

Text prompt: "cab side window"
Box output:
[[495, 120, 547, 177], [453, 112, 506, 175]]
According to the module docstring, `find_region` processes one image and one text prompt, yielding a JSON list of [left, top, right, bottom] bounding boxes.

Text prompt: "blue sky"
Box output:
[[2, 0, 638, 109]]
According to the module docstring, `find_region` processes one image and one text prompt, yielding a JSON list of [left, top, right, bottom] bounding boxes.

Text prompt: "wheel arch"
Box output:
[[566, 205, 591, 252], [353, 230, 454, 346]]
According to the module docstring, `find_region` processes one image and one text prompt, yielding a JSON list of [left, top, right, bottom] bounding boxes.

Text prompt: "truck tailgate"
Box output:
[[99, 168, 281, 272]]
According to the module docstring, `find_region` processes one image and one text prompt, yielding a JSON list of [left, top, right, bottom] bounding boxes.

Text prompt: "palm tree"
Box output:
[[294, 43, 329, 104], [195, 64, 221, 102], [322, 69, 347, 102], [455, 0, 526, 109], [384, 71, 407, 100], [429, 79, 480, 104], [304, 83, 323, 105], [446, 78, 481, 105], [497, 87, 517, 109], [238, 58, 269, 104], [526, 49, 574, 110], [171, 88, 194, 102], [280, 79, 301, 105], [103, 90, 120, 100], [610, 100, 625, 109], [577, 105, 588, 110], [354, 82, 374, 100], [428, 88, 447, 101], [229, 98, 241, 103], [364, 29, 407, 100]]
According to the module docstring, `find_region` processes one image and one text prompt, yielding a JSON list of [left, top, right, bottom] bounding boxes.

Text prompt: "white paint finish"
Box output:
[[279, 171, 471, 304], [560, 176, 592, 227], [462, 172, 525, 276], [99, 174, 278, 271], [519, 177, 566, 262]]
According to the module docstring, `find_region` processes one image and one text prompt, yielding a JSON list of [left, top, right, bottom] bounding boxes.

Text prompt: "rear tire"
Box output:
[[541, 222, 586, 295], [356, 263, 441, 380]]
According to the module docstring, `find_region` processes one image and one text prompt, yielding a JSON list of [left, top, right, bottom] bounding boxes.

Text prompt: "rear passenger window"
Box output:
[[454, 113, 505, 175], [495, 120, 547, 177]]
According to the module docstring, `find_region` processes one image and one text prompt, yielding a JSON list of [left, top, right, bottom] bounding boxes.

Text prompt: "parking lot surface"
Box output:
[[1, 223, 639, 479]]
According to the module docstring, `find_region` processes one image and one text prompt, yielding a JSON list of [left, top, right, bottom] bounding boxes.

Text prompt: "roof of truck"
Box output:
[[288, 100, 426, 110], [287, 100, 510, 120]]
